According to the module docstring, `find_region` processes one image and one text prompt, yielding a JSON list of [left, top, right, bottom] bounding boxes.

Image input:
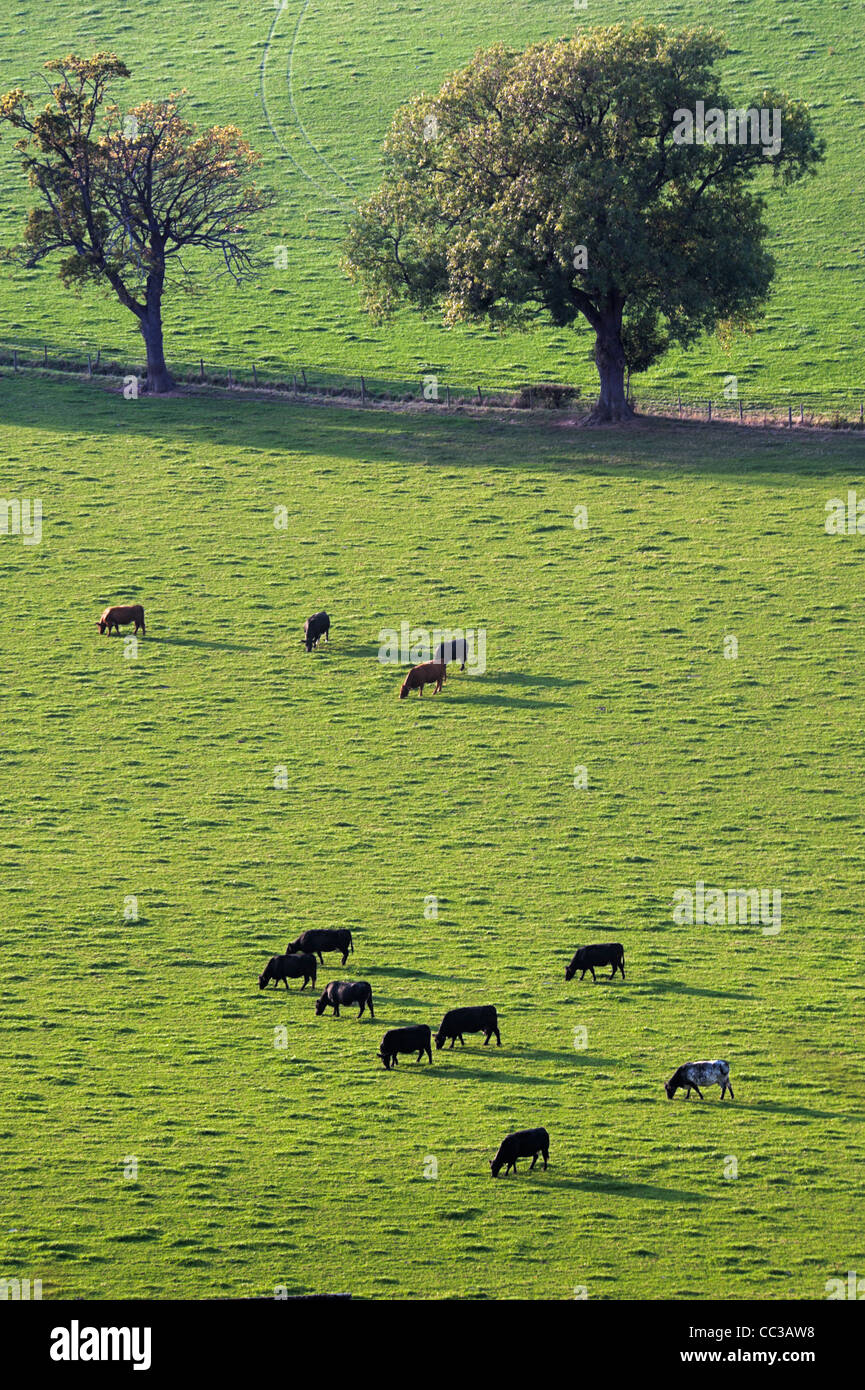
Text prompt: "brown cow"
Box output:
[[98, 604, 146, 636], [399, 661, 446, 699]]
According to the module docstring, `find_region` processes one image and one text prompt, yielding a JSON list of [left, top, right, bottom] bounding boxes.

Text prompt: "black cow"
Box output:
[[434, 1005, 501, 1050], [433, 637, 468, 671], [490, 1128, 550, 1178], [304, 611, 330, 652], [565, 942, 625, 983], [378, 1025, 433, 1070], [286, 929, 353, 965], [315, 981, 374, 1019], [259, 952, 317, 991]]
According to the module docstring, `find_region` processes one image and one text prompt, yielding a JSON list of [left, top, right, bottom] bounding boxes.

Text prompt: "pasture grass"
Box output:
[[0, 373, 863, 1298], [0, 0, 862, 399]]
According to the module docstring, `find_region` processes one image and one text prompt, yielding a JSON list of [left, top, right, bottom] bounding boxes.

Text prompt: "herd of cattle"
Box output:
[[258, 929, 736, 1175], [97, 602, 736, 1174], [100, 603, 463, 700], [302, 607, 468, 697]]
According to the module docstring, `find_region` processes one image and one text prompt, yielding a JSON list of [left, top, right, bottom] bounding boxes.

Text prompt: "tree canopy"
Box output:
[[344, 23, 824, 421]]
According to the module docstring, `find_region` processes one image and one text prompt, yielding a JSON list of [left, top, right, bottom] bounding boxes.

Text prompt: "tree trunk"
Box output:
[[586, 312, 634, 424], [140, 303, 175, 394]]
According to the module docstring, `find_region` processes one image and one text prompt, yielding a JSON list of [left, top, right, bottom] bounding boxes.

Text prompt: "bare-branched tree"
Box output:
[[0, 53, 274, 392]]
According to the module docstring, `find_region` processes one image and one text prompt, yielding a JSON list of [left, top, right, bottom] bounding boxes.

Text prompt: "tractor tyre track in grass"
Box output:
[[260, 0, 355, 211]]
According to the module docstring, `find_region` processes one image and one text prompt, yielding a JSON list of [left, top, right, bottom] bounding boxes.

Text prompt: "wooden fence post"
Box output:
[[788, 405, 793, 427], [252, 363, 257, 386], [446, 385, 451, 409], [677, 391, 682, 416], [361, 375, 366, 403], [12, 349, 18, 372], [200, 358, 204, 382], [800, 402, 804, 424], [87, 353, 93, 377], [707, 399, 712, 421], [477, 385, 483, 405], [301, 369, 307, 389], [43, 345, 48, 367]]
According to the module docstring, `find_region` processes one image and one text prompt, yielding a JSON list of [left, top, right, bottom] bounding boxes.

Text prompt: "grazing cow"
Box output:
[[304, 611, 330, 652], [434, 637, 468, 671], [315, 981, 374, 1019], [434, 1005, 501, 1050], [490, 1128, 550, 1178], [399, 661, 446, 699], [97, 604, 145, 636], [565, 942, 625, 983], [378, 1025, 433, 1069], [286, 929, 353, 965], [665, 1059, 733, 1101], [259, 952, 317, 991]]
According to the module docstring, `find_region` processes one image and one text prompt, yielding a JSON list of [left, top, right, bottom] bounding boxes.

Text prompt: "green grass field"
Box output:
[[0, 0, 863, 400], [0, 372, 863, 1299]]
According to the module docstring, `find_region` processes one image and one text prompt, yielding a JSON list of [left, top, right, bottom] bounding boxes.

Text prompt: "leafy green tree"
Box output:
[[0, 54, 273, 393], [344, 24, 824, 422]]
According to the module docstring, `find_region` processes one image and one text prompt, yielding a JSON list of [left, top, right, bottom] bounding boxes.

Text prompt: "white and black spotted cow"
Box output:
[[665, 1059, 733, 1101]]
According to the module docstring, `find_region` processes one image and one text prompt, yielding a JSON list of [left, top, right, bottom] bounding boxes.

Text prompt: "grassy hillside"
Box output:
[[0, 373, 863, 1298], [0, 0, 862, 399]]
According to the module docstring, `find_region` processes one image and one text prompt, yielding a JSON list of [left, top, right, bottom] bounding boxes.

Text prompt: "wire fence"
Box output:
[[631, 390, 865, 430], [2, 340, 864, 430]]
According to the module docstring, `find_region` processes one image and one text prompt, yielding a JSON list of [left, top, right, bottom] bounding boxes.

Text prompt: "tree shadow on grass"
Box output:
[[146, 634, 256, 653], [4, 365, 859, 480]]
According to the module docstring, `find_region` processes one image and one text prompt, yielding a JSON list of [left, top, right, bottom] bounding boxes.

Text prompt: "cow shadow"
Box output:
[[568, 977, 628, 987], [446, 693, 568, 710], [733, 1100, 851, 1122], [368, 965, 475, 984], [439, 1065, 563, 1086], [516, 1047, 617, 1066], [636, 981, 751, 1002], [549, 1175, 703, 1203], [146, 635, 256, 653], [335, 645, 382, 659], [472, 672, 587, 690]]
